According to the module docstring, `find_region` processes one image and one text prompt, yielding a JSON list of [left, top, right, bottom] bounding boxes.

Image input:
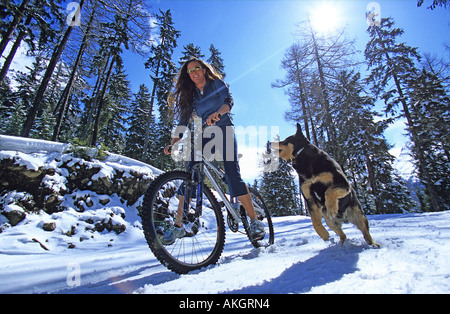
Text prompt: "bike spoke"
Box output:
[[142, 170, 273, 275], [149, 177, 223, 268]]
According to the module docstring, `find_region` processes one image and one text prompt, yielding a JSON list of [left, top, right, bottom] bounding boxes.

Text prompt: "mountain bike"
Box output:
[[140, 138, 274, 274]]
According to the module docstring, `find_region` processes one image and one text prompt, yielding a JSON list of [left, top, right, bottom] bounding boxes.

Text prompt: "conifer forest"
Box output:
[[1, 0, 449, 216]]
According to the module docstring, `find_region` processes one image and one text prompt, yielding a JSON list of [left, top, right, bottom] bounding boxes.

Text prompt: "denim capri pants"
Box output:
[[179, 125, 248, 199]]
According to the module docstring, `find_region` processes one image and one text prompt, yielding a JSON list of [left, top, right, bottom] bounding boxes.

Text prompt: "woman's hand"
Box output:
[[206, 112, 222, 126], [206, 105, 230, 125], [164, 137, 181, 155], [164, 145, 173, 155]]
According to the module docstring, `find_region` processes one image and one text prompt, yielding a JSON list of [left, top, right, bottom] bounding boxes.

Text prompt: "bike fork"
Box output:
[[183, 164, 204, 221]]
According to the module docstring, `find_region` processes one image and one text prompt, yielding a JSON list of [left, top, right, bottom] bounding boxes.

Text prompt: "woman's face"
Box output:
[[187, 61, 206, 86]]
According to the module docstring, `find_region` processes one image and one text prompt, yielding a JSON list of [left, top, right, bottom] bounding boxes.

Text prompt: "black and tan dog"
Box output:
[[272, 123, 379, 248]]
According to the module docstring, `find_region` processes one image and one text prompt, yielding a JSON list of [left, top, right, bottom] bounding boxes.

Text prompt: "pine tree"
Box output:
[[332, 70, 416, 214], [124, 84, 153, 160], [406, 69, 450, 211], [52, 0, 99, 142], [0, 78, 14, 133], [0, 0, 31, 58], [365, 17, 442, 211], [259, 140, 301, 216], [274, 21, 358, 160], [99, 61, 131, 153], [0, 0, 65, 82], [144, 9, 180, 165], [2, 56, 46, 136], [90, 7, 134, 147], [150, 64, 179, 170], [144, 9, 180, 169], [207, 44, 226, 78], [417, 0, 449, 9], [365, 17, 421, 118], [179, 43, 204, 65], [272, 43, 316, 144], [21, 0, 86, 137]]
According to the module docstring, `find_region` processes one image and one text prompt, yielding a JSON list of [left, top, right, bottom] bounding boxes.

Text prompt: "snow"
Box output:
[[0, 135, 163, 176], [1, 135, 449, 294], [3, 203, 24, 214], [390, 146, 416, 179], [1, 211, 449, 294]]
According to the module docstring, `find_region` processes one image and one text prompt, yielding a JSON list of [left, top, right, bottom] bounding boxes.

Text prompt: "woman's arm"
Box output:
[[206, 79, 233, 125], [206, 104, 230, 126], [214, 79, 234, 110]]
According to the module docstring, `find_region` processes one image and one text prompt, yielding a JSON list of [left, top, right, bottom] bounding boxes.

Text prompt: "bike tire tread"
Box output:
[[141, 171, 225, 274]]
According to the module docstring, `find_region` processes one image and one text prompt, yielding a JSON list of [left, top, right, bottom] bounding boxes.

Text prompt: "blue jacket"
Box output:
[[180, 78, 234, 127]]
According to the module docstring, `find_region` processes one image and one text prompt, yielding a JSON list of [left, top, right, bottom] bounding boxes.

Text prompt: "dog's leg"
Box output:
[[323, 215, 347, 244], [350, 207, 380, 248], [310, 204, 330, 241], [325, 185, 350, 217], [302, 181, 330, 241]]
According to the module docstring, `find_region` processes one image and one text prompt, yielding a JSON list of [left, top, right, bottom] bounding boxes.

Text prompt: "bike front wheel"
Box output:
[[141, 171, 225, 274]]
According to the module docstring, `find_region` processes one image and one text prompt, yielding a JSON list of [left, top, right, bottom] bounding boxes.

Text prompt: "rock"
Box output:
[[99, 197, 110, 206], [42, 222, 56, 232], [0, 143, 158, 242], [43, 194, 64, 214], [0, 158, 46, 199], [3, 208, 26, 226], [22, 169, 43, 179], [94, 218, 126, 235], [112, 222, 126, 234], [64, 225, 76, 237]]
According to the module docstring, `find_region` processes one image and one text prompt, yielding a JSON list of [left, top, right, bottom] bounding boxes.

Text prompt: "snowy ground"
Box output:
[[1, 135, 449, 294], [1, 211, 449, 294]]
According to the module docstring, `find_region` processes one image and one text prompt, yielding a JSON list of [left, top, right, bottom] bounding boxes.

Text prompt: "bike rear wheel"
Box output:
[[141, 171, 225, 274], [241, 187, 275, 248]]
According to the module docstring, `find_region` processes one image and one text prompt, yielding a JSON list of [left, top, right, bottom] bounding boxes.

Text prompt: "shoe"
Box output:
[[160, 224, 186, 245], [249, 219, 265, 241]]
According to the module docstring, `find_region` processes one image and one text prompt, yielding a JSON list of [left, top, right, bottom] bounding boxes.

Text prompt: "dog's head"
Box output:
[[271, 123, 309, 161]]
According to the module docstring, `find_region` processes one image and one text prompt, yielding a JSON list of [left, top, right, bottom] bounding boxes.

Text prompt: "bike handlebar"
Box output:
[[167, 113, 223, 154]]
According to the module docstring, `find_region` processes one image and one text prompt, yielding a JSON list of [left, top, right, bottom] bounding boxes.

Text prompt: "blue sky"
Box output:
[[124, 0, 449, 180]]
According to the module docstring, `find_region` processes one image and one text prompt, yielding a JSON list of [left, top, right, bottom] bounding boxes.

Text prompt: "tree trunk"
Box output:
[[91, 56, 115, 146], [308, 20, 337, 156], [52, 2, 97, 141], [294, 60, 311, 141], [20, 0, 85, 137], [0, 0, 30, 57], [0, 14, 32, 82], [375, 26, 440, 211], [143, 59, 160, 154]]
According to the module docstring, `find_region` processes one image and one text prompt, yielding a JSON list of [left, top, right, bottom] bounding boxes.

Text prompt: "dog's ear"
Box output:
[[296, 123, 305, 138], [295, 123, 309, 145]]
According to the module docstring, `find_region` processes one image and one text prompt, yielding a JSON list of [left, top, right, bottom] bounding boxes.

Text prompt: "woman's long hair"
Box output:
[[168, 57, 223, 123]]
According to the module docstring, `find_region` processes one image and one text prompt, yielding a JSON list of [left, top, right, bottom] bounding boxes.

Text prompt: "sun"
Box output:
[[309, 2, 342, 34]]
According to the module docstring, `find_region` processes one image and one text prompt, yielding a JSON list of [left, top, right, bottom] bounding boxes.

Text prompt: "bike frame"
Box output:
[[184, 157, 242, 225]]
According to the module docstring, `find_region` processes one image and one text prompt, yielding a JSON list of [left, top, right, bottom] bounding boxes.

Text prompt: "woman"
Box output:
[[163, 57, 265, 244]]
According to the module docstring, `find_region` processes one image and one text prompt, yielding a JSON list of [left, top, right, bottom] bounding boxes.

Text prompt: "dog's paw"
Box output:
[[370, 242, 381, 248], [320, 232, 330, 242]]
